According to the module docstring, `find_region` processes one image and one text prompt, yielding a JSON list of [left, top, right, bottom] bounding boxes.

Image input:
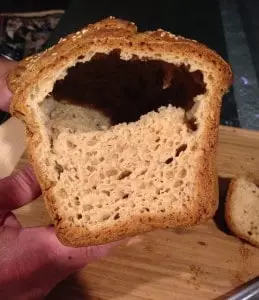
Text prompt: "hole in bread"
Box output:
[[114, 213, 120, 220], [190, 142, 198, 152], [51, 127, 60, 138], [136, 169, 148, 178], [83, 204, 93, 211], [54, 161, 64, 179], [51, 50, 206, 125], [248, 231, 252, 236], [67, 140, 77, 149], [76, 213, 82, 220], [102, 190, 110, 196], [165, 157, 174, 164], [118, 170, 132, 180], [101, 213, 111, 221], [45, 158, 51, 166], [175, 144, 187, 157], [74, 197, 80, 205], [208, 74, 214, 81], [122, 194, 129, 199], [178, 169, 187, 178], [186, 117, 198, 131], [174, 180, 183, 188], [87, 165, 95, 172], [54, 214, 62, 224]]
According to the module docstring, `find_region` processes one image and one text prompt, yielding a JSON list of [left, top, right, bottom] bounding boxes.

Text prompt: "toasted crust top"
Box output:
[[8, 16, 232, 116]]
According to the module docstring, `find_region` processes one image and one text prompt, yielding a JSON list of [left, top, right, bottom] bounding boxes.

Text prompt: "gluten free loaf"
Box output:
[[8, 17, 232, 247]]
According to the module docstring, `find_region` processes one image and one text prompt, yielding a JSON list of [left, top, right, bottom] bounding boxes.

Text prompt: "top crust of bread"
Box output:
[[8, 17, 232, 246]]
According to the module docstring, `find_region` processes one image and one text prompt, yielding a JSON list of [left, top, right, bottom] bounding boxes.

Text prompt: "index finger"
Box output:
[[0, 57, 17, 112], [0, 165, 41, 213]]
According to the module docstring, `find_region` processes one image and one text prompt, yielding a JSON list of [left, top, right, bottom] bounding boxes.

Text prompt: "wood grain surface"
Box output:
[[5, 124, 259, 299]]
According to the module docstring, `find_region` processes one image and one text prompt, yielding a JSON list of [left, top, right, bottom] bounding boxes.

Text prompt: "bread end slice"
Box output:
[[226, 177, 259, 247], [9, 17, 232, 247]]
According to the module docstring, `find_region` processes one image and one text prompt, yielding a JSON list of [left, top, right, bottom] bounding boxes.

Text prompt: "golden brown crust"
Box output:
[[8, 17, 232, 247]]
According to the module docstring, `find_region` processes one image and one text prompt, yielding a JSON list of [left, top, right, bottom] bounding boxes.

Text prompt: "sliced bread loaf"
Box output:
[[8, 17, 232, 246], [226, 177, 259, 247]]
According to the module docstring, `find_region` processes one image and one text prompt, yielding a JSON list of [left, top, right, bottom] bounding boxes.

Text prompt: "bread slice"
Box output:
[[8, 17, 232, 247], [226, 177, 259, 247]]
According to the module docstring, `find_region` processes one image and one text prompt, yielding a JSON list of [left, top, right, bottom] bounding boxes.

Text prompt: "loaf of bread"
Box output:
[[8, 17, 232, 247], [226, 177, 259, 247]]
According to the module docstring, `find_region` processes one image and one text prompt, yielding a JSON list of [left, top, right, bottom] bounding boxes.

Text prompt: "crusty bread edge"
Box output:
[[8, 17, 232, 246]]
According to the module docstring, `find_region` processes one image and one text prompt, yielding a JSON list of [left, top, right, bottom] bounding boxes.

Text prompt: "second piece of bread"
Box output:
[[226, 177, 259, 247]]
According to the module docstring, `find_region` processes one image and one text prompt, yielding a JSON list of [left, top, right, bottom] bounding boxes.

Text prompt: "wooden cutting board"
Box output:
[[5, 123, 259, 299]]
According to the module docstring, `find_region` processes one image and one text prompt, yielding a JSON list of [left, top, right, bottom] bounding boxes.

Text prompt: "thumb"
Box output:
[[13, 226, 120, 298], [25, 226, 120, 271], [0, 57, 17, 112]]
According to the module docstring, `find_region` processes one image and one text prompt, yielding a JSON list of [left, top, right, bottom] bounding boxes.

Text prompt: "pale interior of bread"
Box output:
[[227, 178, 259, 245], [30, 48, 217, 237]]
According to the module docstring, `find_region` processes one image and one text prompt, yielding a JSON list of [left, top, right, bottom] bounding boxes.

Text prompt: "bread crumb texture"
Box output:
[[8, 17, 232, 246], [226, 178, 259, 248]]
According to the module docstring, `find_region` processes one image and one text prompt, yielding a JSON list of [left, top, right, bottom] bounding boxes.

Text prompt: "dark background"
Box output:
[[0, 1, 71, 12]]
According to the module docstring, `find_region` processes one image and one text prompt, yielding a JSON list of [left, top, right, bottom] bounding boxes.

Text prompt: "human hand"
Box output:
[[0, 57, 119, 300]]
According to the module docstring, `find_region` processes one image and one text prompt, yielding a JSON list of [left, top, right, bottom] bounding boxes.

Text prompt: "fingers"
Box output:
[[26, 226, 121, 272], [0, 212, 21, 228], [0, 165, 41, 213], [6, 226, 121, 298], [0, 57, 17, 112], [0, 57, 17, 74]]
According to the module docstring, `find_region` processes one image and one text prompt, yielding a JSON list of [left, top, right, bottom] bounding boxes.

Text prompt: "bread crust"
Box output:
[[8, 17, 232, 246]]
